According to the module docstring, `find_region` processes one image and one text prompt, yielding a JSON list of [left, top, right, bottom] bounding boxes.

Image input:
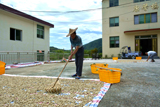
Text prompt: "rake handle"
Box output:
[[95, 66, 121, 72], [52, 60, 69, 88]]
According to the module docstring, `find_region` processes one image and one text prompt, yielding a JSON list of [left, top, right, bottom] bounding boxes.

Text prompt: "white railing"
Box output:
[[0, 52, 90, 65], [0, 52, 42, 65]]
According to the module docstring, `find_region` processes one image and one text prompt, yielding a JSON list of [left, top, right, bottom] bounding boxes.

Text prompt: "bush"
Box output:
[[99, 53, 102, 58], [84, 54, 90, 58], [111, 54, 114, 58], [118, 54, 121, 58], [105, 55, 108, 59]]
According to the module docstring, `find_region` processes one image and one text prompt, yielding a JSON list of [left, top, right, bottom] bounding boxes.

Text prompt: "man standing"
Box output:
[[67, 27, 84, 79], [145, 51, 157, 62]]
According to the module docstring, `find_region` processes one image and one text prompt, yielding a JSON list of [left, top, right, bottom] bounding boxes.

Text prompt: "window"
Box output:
[[134, 13, 157, 24], [134, 0, 150, 3], [110, 36, 119, 48], [110, 17, 119, 27], [110, 0, 119, 7], [37, 25, 44, 39], [10, 28, 22, 41]]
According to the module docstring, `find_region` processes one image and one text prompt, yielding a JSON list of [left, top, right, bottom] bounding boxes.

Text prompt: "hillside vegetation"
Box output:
[[50, 38, 102, 53], [83, 38, 102, 53]]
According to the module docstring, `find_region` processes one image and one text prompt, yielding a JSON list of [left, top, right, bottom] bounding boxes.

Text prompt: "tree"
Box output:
[[84, 50, 91, 57], [56, 50, 64, 53], [91, 48, 98, 55]]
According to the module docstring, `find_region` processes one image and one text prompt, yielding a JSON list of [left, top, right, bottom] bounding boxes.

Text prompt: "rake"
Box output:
[[45, 60, 69, 94], [95, 66, 122, 72]]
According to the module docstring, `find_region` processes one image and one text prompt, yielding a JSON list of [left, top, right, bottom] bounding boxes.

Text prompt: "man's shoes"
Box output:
[[75, 76, 80, 79], [72, 74, 77, 77], [151, 59, 155, 62]]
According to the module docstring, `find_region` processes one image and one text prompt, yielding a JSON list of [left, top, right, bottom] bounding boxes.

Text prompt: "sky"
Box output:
[[0, 0, 102, 50]]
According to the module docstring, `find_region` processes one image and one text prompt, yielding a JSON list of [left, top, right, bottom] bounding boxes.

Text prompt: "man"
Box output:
[[66, 27, 84, 79], [145, 51, 157, 62]]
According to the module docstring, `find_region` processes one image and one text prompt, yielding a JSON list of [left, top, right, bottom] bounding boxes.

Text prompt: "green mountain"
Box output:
[[50, 38, 102, 53], [50, 46, 70, 53], [83, 38, 102, 53], [50, 46, 59, 52]]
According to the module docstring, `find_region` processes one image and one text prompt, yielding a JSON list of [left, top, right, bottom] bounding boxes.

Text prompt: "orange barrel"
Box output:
[[0, 61, 5, 75], [90, 63, 108, 74], [98, 68, 122, 83], [136, 57, 142, 60], [112, 57, 118, 60]]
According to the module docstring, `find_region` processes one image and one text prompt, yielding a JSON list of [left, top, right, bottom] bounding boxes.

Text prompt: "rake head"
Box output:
[[45, 81, 61, 94]]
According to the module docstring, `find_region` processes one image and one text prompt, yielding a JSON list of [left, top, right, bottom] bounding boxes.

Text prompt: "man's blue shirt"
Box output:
[[70, 35, 83, 48]]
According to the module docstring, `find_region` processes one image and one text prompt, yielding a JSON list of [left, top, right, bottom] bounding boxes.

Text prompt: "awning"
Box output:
[[124, 28, 160, 33]]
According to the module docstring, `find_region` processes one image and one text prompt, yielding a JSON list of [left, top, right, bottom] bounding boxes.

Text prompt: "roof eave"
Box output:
[[124, 28, 160, 33], [0, 3, 54, 28]]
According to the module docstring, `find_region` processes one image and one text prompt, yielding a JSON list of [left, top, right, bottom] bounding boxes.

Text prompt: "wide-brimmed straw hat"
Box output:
[[66, 27, 78, 37]]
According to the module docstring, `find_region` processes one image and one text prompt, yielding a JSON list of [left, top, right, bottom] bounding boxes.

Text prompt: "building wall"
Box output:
[[0, 9, 51, 61], [102, 0, 160, 57]]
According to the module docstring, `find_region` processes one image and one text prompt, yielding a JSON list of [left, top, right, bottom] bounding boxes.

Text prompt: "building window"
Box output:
[[134, 13, 157, 24], [110, 0, 119, 7], [134, 0, 150, 3], [10, 28, 22, 41], [37, 25, 44, 39], [110, 17, 119, 27], [110, 36, 119, 48]]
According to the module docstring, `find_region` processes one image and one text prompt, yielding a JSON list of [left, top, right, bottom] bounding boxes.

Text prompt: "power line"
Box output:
[[21, 0, 158, 13], [4, 5, 159, 23], [1, 0, 159, 23], [49, 11, 134, 23], [2, 0, 159, 16]]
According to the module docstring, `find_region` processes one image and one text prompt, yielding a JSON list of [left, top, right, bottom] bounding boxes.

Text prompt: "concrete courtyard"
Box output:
[[4, 59, 160, 107]]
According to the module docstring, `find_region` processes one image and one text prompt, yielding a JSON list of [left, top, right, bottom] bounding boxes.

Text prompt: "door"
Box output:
[[140, 39, 152, 55], [135, 39, 140, 52], [135, 35, 157, 56], [152, 38, 157, 53]]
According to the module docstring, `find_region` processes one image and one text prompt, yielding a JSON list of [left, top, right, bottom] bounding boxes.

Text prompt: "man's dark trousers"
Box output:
[[75, 46, 84, 76]]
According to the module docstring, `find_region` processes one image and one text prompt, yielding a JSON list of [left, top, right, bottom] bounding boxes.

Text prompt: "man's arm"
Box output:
[[72, 46, 79, 55], [71, 45, 73, 54], [146, 56, 150, 61], [68, 46, 79, 60]]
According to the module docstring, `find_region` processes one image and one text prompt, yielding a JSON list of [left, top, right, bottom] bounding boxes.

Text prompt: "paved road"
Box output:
[[5, 59, 160, 107]]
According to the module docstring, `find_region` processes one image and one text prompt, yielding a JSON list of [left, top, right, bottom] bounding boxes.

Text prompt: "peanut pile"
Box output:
[[0, 75, 104, 107]]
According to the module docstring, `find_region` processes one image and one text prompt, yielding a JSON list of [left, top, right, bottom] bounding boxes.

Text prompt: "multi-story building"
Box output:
[[102, 0, 160, 58], [0, 4, 54, 64]]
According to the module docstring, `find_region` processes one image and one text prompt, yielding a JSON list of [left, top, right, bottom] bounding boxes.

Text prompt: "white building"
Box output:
[[102, 0, 160, 58], [0, 4, 54, 64]]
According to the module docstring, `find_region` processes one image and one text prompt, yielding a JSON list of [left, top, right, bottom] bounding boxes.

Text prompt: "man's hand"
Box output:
[[68, 55, 73, 60], [71, 51, 73, 54], [69, 46, 79, 60], [146, 56, 150, 62]]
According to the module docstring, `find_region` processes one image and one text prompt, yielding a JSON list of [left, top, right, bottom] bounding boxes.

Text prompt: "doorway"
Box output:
[[140, 39, 152, 56], [135, 35, 157, 56]]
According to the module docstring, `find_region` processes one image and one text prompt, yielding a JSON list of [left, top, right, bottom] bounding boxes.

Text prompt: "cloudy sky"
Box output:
[[1, 0, 102, 50]]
